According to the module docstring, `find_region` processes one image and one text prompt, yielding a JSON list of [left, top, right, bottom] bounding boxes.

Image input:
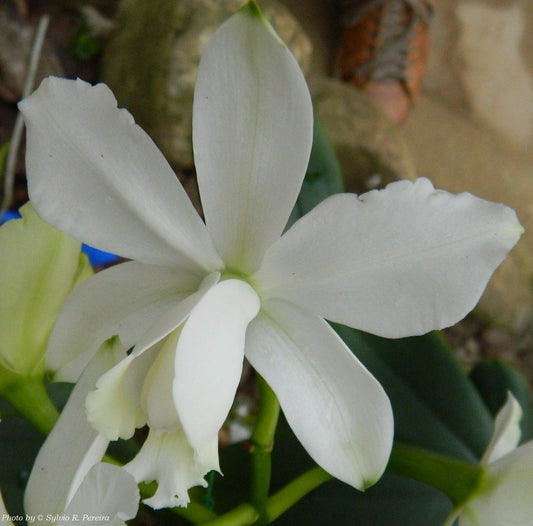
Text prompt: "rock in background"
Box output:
[[403, 0, 533, 331], [309, 76, 416, 194]]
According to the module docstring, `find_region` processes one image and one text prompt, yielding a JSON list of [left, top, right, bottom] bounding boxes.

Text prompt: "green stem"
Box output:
[[387, 444, 484, 506], [0, 375, 59, 434], [249, 375, 280, 523], [200, 503, 258, 526], [199, 467, 332, 526], [265, 466, 332, 522], [174, 500, 220, 524]]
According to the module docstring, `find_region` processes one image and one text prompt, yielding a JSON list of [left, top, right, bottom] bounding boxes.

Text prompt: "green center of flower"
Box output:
[[220, 268, 253, 285]]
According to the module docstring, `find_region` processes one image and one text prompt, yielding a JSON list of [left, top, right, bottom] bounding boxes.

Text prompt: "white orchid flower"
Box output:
[[19, 0, 522, 509], [444, 393, 533, 526]]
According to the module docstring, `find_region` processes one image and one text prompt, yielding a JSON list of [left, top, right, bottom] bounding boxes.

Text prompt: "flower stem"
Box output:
[[387, 443, 484, 506], [175, 500, 220, 524], [200, 503, 259, 526], [249, 375, 280, 523], [199, 467, 332, 526], [0, 375, 59, 434], [264, 466, 332, 522]]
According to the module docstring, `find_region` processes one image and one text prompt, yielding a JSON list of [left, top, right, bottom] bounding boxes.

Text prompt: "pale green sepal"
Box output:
[[72, 251, 93, 288], [0, 202, 92, 377]]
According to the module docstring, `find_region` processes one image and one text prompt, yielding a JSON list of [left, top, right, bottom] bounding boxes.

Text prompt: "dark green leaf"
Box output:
[[0, 401, 44, 516], [470, 359, 533, 442], [273, 474, 450, 526], [287, 116, 344, 228], [70, 24, 101, 61]]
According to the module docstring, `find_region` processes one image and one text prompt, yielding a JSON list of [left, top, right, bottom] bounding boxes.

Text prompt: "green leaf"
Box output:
[[70, 23, 101, 61], [274, 475, 451, 526], [470, 359, 533, 442], [287, 116, 344, 228], [0, 406, 43, 517]]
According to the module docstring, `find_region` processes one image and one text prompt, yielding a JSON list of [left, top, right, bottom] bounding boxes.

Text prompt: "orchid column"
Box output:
[[19, 0, 522, 514]]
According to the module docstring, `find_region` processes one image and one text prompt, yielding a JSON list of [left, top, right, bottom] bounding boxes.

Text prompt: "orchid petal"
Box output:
[[60, 463, 139, 526], [130, 272, 220, 359], [482, 392, 523, 464], [0, 202, 90, 377], [461, 442, 533, 526], [174, 279, 260, 461], [25, 339, 125, 518], [255, 178, 523, 338], [141, 328, 182, 430], [245, 298, 393, 489], [85, 345, 160, 440], [19, 77, 222, 272], [125, 428, 219, 509], [46, 261, 202, 381], [193, 2, 313, 273]]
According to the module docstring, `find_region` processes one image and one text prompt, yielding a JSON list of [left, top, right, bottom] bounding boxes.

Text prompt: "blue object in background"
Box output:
[[1, 209, 120, 267], [80, 243, 120, 267], [0, 209, 21, 224]]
